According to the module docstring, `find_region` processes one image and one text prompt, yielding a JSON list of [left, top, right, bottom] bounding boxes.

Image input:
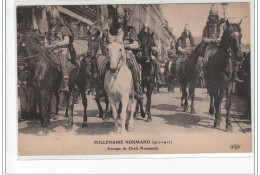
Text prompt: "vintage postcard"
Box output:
[[17, 2, 252, 156]]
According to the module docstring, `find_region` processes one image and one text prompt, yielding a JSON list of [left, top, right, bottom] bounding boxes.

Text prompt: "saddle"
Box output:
[[47, 49, 79, 74]]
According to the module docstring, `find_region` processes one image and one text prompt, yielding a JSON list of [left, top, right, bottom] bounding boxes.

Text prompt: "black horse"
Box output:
[[17, 33, 87, 134], [136, 28, 157, 122], [178, 42, 206, 114], [208, 20, 243, 132]]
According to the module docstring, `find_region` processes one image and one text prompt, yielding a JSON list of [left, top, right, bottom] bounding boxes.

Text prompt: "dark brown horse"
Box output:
[[136, 28, 157, 122], [86, 33, 110, 119], [208, 20, 243, 132], [17, 33, 88, 134], [178, 42, 206, 114]]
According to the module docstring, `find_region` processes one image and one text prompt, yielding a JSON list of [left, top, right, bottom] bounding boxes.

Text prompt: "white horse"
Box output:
[[104, 34, 137, 134]]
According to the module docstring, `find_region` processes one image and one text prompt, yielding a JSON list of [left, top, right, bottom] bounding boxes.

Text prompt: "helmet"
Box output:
[[151, 46, 158, 52], [209, 3, 219, 16], [144, 20, 150, 28], [184, 24, 190, 31], [116, 5, 125, 17], [50, 6, 60, 19]]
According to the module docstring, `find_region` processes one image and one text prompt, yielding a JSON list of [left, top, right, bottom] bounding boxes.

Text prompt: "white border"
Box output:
[[5, 0, 257, 174]]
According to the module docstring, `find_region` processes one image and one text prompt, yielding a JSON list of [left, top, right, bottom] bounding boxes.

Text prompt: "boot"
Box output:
[[64, 76, 69, 92]]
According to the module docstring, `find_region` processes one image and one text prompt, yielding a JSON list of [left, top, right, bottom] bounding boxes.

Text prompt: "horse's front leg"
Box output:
[[95, 96, 103, 118], [208, 85, 215, 115], [128, 98, 137, 132], [180, 80, 188, 111], [107, 96, 119, 133], [119, 97, 128, 133], [213, 87, 224, 128], [65, 90, 74, 129], [80, 87, 88, 127], [54, 90, 60, 117], [47, 92, 53, 124], [39, 89, 49, 135], [189, 81, 196, 114], [225, 82, 233, 132], [146, 82, 153, 122]]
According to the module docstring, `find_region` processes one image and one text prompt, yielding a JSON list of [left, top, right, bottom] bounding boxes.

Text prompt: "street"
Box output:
[[18, 87, 252, 155]]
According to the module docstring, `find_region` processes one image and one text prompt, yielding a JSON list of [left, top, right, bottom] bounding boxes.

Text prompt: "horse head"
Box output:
[[17, 32, 42, 60], [107, 32, 125, 73], [221, 20, 243, 61]]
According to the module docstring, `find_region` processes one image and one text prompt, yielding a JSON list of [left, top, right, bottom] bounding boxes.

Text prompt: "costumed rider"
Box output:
[[202, 3, 243, 82], [177, 24, 195, 56], [167, 41, 177, 62], [138, 21, 162, 85], [175, 24, 194, 78], [108, 5, 143, 100], [45, 7, 76, 92], [151, 46, 163, 85]]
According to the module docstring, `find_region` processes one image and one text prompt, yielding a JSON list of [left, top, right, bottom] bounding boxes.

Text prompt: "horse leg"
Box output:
[[213, 87, 224, 128], [66, 90, 74, 129], [119, 97, 128, 133], [172, 78, 175, 93], [53, 90, 59, 120], [95, 96, 103, 118], [39, 89, 49, 135], [47, 92, 53, 124], [104, 95, 111, 119], [180, 80, 188, 111], [128, 97, 137, 132], [146, 83, 153, 122], [189, 81, 196, 114], [225, 83, 233, 132], [134, 100, 139, 118], [108, 97, 119, 133], [64, 91, 69, 118], [208, 86, 215, 115], [80, 87, 88, 127], [37, 91, 43, 124]]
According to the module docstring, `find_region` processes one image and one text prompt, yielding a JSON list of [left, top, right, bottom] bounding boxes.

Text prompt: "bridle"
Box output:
[[109, 52, 123, 74], [107, 41, 125, 74]]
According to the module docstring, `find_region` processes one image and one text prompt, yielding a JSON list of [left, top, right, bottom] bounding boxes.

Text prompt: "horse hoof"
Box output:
[[209, 108, 215, 115], [190, 109, 196, 114], [53, 115, 58, 120], [127, 127, 134, 132], [82, 122, 88, 128], [226, 124, 233, 132], [147, 117, 152, 122], [184, 107, 188, 112], [141, 111, 146, 118], [214, 122, 220, 128], [68, 121, 73, 128], [181, 103, 184, 107], [39, 128, 49, 136], [65, 113, 69, 118]]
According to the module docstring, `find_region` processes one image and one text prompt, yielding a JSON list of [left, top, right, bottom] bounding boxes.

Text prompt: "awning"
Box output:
[[57, 6, 93, 25]]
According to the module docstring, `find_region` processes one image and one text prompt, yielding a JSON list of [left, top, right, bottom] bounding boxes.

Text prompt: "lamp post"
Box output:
[[221, 3, 228, 18]]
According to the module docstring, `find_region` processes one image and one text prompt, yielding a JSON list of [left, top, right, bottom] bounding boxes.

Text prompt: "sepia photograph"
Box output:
[[16, 2, 252, 156]]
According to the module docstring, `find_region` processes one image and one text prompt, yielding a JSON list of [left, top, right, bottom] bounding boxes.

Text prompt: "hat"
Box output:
[[184, 24, 190, 31], [116, 5, 125, 17], [209, 4, 219, 16]]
